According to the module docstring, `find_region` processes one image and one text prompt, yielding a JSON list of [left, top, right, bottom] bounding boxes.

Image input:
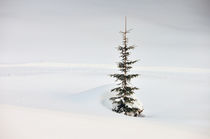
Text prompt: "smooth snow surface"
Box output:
[[0, 104, 209, 139], [0, 66, 210, 138]]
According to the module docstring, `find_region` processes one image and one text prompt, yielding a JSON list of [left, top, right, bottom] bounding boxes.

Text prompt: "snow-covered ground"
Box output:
[[0, 104, 209, 139], [0, 65, 210, 138], [0, 0, 210, 138]]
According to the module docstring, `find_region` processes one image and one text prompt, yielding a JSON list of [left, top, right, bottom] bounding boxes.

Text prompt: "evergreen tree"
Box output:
[[110, 17, 143, 117]]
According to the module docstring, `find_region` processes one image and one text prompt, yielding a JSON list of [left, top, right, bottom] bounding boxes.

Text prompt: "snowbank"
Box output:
[[0, 104, 209, 139]]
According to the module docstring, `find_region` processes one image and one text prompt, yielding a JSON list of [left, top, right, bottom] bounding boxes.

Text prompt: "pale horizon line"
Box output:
[[0, 62, 209, 73]]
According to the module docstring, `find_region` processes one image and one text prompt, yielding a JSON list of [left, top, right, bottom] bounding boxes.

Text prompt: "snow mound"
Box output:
[[1, 104, 209, 139], [66, 84, 114, 115]]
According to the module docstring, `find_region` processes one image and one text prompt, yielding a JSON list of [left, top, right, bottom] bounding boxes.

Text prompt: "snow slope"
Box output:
[[0, 104, 209, 139], [1, 0, 210, 68], [0, 65, 210, 138]]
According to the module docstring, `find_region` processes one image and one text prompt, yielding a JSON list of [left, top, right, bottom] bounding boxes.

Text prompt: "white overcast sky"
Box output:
[[0, 0, 210, 68]]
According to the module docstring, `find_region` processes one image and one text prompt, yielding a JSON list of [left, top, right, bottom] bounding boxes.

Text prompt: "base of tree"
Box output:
[[113, 109, 144, 117], [111, 98, 144, 117]]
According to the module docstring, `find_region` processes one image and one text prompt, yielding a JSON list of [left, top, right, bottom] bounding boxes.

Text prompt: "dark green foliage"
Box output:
[[110, 17, 143, 117], [110, 74, 138, 82]]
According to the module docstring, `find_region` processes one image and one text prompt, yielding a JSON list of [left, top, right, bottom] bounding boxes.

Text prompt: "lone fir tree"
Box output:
[[110, 17, 143, 117]]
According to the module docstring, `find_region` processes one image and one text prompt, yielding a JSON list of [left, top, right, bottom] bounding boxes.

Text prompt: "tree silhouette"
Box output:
[[110, 17, 143, 117]]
